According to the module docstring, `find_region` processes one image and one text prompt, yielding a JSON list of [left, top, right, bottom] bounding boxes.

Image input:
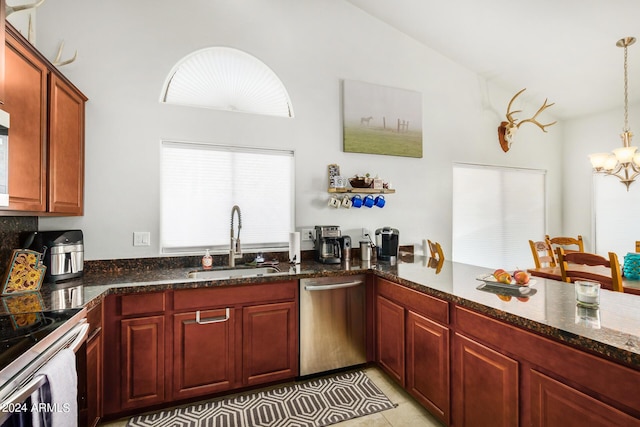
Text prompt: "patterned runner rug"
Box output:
[[127, 370, 396, 427]]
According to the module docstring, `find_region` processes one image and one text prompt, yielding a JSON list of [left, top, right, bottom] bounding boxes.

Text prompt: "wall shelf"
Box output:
[[328, 188, 395, 194]]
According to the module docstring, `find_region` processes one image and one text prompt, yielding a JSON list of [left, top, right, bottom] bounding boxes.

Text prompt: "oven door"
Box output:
[[0, 311, 88, 426]]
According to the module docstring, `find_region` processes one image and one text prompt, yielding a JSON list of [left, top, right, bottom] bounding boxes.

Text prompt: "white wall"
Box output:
[[31, 0, 563, 260]]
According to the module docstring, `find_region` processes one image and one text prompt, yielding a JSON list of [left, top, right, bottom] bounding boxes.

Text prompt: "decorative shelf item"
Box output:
[[328, 187, 395, 194]]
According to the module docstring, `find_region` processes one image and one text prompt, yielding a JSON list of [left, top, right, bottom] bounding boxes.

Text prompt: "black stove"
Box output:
[[0, 308, 86, 406]]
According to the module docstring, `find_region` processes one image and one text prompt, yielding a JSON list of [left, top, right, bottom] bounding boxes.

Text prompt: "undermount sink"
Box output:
[[187, 266, 281, 280]]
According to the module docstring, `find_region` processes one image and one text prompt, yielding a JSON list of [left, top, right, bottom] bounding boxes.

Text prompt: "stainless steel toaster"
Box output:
[[23, 230, 84, 282]]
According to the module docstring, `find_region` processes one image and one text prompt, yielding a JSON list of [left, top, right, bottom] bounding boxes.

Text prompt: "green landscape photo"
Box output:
[[343, 80, 423, 158]]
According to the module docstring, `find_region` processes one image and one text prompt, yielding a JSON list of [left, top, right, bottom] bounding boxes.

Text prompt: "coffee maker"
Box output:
[[314, 225, 342, 264], [375, 227, 399, 263]]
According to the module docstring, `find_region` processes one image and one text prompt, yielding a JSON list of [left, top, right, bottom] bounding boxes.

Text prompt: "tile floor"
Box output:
[[97, 366, 445, 427]]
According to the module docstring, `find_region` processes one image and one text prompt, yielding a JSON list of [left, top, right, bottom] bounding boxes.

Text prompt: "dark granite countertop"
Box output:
[[2, 256, 639, 369]]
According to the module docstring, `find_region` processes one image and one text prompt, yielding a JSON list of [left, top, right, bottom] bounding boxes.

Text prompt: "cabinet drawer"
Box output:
[[173, 281, 297, 311], [120, 292, 166, 317], [376, 278, 448, 325]]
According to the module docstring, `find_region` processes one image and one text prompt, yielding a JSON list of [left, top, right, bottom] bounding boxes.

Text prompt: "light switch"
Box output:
[[133, 231, 151, 246]]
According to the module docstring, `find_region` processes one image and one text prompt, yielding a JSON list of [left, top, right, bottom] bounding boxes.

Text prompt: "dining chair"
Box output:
[[528, 240, 556, 268], [546, 234, 585, 254], [557, 247, 623, 293], [636, 241, 640, 253]]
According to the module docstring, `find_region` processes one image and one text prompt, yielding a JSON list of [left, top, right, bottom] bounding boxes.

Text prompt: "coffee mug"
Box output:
[[341, 196, 352, 208], [328, 196, 340, 208], [374, 195, 385, 208], [351, 194, 363, 208], [363, 194, 375, 208]]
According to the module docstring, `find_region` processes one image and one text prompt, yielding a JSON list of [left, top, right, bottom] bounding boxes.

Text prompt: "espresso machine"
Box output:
[[375, 227, 399, 263], [314, 225, 342, 264]]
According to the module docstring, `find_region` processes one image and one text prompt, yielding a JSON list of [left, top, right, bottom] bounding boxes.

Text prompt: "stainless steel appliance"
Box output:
[[339, 235, 352, 262], [0, 308, 88, 425], [299, 275, 367, 376], [0, 109, 10, 207], [376, 227, 399, 263], [23, 230, 84, 282], [314, 225, 342, 264]]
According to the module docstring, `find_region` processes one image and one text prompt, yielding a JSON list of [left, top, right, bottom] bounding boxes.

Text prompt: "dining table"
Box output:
[[527, 265, 640, 296]]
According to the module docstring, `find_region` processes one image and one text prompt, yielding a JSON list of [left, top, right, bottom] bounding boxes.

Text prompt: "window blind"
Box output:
[[160, 141, 294, 253], [593, 174, 640, 259], [452, 163, 546, 268]]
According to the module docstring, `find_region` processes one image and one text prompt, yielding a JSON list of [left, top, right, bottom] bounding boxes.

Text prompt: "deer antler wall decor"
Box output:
[[498, 88, 557, 152], [6, 0, 46, 16], [52, 41, 77, 67]]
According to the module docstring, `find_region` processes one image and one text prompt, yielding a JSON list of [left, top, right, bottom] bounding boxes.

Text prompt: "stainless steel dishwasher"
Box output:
[[299, 275, 366, 376]]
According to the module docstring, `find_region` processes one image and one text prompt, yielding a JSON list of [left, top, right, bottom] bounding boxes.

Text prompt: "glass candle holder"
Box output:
[[575, 281, 600, 308]]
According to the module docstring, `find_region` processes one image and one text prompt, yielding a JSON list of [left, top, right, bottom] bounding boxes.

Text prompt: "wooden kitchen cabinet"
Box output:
[[2, 22, 86, 215], [48, 73, 85, 214], [172, 308, 236, 400], [376, 295, 405, 386], [451, 332, 519, 427], [103, 282, 298, 418], [103, 292, 166, 415], [375, 278, 451, 425], [4, 25, 47, 212], [85, 302, 103, 427], [0, 0, 7, 104], [243, 301, 297, 386]]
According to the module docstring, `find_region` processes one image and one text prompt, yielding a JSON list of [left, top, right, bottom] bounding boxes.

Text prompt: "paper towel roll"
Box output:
[[289, 232, 301, 264]]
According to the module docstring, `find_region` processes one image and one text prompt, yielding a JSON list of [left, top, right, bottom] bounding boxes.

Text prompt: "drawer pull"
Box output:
[[195, 308, 230, 324]]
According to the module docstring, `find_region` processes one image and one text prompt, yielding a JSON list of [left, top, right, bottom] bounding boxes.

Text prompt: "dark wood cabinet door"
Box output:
[[120, 315, 165, 410], [86, 331, 102, 427], [4, 28, 47, 212], [530, 370, 640, 427], [406, 310, 450, 425], [172, 308, 236, 400], [452, 333, 519, 427], [376, 295, 405, 386], [48, 73, 85, 214], [243, 301, 298, 386]]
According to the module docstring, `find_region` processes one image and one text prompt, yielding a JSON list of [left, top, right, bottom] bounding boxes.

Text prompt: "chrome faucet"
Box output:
[[229, 205, 242, 267]]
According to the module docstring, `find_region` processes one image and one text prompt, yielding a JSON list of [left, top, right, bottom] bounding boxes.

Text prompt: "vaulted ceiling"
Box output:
[[346, 0, 640, 121]]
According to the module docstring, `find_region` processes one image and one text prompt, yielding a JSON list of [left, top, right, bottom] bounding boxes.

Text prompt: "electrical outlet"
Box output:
[[133, 231, 151, 247], [362, 228, 370, 239], [301, 228, 314, 241]]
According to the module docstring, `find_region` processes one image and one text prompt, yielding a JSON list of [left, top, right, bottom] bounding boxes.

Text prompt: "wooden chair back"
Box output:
[[636, 241, 640, 253], [529, 240, 556, 268], [557, 247, 623, 293], [546, 234, 585, 254]]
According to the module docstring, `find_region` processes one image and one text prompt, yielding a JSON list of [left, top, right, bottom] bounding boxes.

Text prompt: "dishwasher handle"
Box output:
[[304, 280, 364, 291]]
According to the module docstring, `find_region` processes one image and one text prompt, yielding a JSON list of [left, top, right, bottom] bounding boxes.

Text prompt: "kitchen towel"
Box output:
[[289, 232, 301, 264], [31, 348, 77, 427]]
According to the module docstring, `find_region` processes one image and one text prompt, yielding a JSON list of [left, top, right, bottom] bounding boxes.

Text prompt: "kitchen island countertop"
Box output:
[[3, 255, 639, 369]]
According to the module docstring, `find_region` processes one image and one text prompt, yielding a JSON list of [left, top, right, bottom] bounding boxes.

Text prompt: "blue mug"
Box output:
[[351, 194, 363, 208], [374, 195, 385, 208], [363, 195, 375, 208]]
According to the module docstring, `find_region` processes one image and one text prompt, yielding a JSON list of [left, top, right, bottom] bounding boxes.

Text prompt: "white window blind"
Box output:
[[452, 163, 546, 268], [593, 174, 640, 259], [160, 141, 294, 253]]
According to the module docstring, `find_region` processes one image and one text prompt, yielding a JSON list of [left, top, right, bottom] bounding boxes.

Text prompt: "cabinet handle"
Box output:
[[195, 308, 230, 324], [304, 280, 364, 291]]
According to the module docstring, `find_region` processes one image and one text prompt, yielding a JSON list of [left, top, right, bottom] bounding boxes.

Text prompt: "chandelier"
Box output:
[[589, 37, 640, 191]]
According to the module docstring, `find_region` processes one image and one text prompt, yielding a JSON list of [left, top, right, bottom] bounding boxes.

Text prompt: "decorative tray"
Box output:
[[475, 274, 536, 293], [476, 282, 537, 297]]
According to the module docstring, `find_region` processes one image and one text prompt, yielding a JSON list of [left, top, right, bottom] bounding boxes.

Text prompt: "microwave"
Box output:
[[0, 109, 9, 207]]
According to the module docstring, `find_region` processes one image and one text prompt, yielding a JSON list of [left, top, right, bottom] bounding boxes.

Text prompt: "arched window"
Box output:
[[160, 47, 294, 118]]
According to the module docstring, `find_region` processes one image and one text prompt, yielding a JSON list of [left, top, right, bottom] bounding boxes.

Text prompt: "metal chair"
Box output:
[[557, 247, 623, 293], [529, 240, 556, 268]]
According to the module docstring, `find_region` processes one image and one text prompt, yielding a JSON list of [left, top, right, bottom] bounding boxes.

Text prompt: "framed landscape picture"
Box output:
[[342, 80, 423, 158]]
